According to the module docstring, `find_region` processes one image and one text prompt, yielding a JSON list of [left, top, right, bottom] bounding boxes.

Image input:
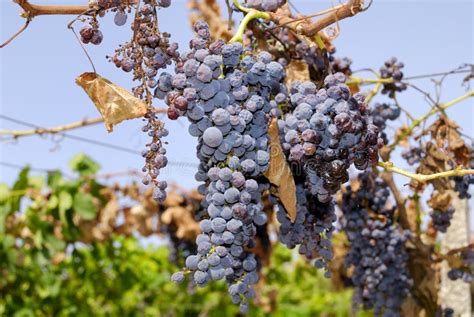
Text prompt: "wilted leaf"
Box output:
[[161, 206, 200, 240], [427, 191, 452, 214], [285, 60, 310, 85], [264, 119, 297, 222], [394, 125, 410, 148], [76, 72, 148, 132], [164, 191, 184, 207], [405, 199, 419, 233], [73, 192, 96, 220]]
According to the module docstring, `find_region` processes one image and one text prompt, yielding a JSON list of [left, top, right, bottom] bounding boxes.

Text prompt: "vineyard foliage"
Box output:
[[0, 155, 364, 316]]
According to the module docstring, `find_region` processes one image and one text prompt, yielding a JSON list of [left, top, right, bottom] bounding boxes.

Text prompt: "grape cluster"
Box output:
[[165, 21, 286, 312], [107, 0, 178, 202], [451, 143, 474, 199], [330, 55, 353, 76], [341, 172, 412, 317], [447, 249, 474, 283], [294, 41, 327, 72], [402, 146, 425, 166], [109, 1, 178, 82], [369, 103, 401, 145], [278, 75, 383, 202], [141, 113, 169, 201], [80, 24, 104, 45], [442, 308, 454, 317], [429, 206, 454, 233], [242, 0, 286, 12], [276, 183, 336, 274], [80, 0, 133, 45], [380, 57, 407, 97]]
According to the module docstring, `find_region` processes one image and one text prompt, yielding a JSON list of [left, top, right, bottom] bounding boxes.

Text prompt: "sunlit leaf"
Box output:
[[76, 72, 148, 132], [73, 192, 96, 220], [69, 153, 101, 176], [263, 119, 297, 222]]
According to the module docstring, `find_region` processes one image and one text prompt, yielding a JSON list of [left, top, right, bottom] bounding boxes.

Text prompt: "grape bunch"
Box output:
[[164, 21, 286, 312], [80, 0, 133, 45], [402, 145, 425, 166], [451, 143, 474, 199], [330, 55, 353, 76], [369, 102, 401, 145], [380, 57, 407, 97], [441, 308, 455, 317], [107, 0, 179, 202], [429, 206, 454, 233], [276, 183, 336, 274], [278, 74, 383, 202], [242, 0, 286, 12], [80, 24, 104, 45], [447, 249, 474, 283], [340, 172, 412, 317]]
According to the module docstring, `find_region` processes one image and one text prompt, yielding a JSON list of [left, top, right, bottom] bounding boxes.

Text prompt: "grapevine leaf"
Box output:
[[59, 191, 73, 225], [28, 176, 44, 190], [285, 59, 309, 84], [73, 192, 96, 220], [47, 171, 63, 189], [69, 153, 100, 176], [0, 183, 9, 202], [76, 72, 148, 132], [11, 167, 29, 211], [161, 206, 200, 240], [263, 118, 297, 222]]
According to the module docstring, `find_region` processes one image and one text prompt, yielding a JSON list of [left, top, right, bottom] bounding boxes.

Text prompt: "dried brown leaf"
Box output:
[[427, 191, 451, 211], [263, 118, 297, 222], [76, 72, 148, 132], [405, 199, 419, 233], [164, 191, 185, 207], [161, 206, 200, 240], [395, 125, 410, 148], [285, 59, 310, 85]]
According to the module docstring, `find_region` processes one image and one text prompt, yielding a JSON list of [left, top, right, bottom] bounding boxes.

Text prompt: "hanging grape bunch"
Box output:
[[380, 57, 407, 97], [79, 0, 134, 45], [160, 20, 288, 313], [105, 0, 179, 202], [340, 172, 413, 316], [278, 75, 383, 202]]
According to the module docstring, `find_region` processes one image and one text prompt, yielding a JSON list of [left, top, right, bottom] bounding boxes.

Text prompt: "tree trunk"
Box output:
[[439, 191, 471, 316]]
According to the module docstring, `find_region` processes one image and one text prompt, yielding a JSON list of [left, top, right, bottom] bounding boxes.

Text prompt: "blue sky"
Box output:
[[1, 1, 473, 227]]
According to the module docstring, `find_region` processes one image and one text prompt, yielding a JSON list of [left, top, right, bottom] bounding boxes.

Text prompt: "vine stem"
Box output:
[[347, 76, 393, 85], [364, 82, 382, 103], [232, 0, 251, 14], [377, 161, 474, 183], [390, 89, 474, 149], [229, 3, 270, 43], [0, 108, 167, 139]]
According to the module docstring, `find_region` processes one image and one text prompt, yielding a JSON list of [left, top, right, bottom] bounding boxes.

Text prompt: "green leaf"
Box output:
[[11, 167, 29, 211], [58, 191, 73, 225], [47, 170, 63, 189], [0, 183, 9, 202], [73, 192, 96, 220], [47, 194, 59, 211], [59, 191, 73, 212], [28, 176, 44, 190], [69, 153, 100, 176]]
